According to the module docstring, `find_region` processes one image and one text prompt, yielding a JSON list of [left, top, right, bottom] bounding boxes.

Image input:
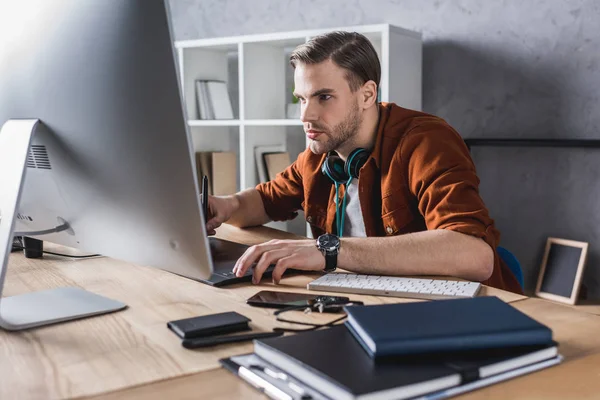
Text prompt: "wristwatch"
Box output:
[[316, 233, 340, 272]]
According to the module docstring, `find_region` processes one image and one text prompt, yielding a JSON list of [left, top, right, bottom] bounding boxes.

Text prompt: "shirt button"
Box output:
[[307, 216, 313, 223], [386, 226, 393, 234]]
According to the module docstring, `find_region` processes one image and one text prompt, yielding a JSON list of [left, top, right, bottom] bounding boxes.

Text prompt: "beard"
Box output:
[[308, 101, 362, 155]]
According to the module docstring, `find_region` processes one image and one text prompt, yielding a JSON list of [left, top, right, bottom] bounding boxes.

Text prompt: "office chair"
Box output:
[[497, 246, 524, 290]]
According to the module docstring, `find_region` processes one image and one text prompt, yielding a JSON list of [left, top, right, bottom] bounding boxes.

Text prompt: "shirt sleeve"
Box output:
[[400, 122, 499, 249], [255, 151, 305, 222]]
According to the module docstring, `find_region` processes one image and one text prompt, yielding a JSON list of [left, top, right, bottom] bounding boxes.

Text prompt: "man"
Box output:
[[205, 31, 522, 294]]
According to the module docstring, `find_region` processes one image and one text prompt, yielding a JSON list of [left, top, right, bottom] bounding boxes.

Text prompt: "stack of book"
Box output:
[[221, 296, 562, 400], [195, 80, 234, 120]]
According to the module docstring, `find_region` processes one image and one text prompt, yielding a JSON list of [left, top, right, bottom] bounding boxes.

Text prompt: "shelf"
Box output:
[[174, 24, 421, 49], [464, 138, 600, 149], [187, 120, 241, 127], [243, 119, 303, 126]]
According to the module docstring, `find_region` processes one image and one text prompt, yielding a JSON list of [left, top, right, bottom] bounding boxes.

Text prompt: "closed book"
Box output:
[[263, 152, 290, 181], [253, 325, 559, 400], [195, 80, 212, 119], [211, 151, 236, 195], [206, 81, 234, 119], [344, 296, 553, 359], [254, 144, 285, 183]]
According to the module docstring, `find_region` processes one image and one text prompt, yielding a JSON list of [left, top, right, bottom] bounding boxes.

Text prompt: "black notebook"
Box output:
[[252, 325, 560, 400], [344, 296, 554, 358]]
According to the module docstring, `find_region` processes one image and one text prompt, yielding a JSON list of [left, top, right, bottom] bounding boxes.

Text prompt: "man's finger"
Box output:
[[234, 245, 260, 277], [233, 242, 286, 276], [271, 255, 296, 284], [253, 249, 288, 284], [206, 217, 221, 232]]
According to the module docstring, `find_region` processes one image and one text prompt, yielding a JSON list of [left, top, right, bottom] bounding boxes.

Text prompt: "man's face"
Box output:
[[293, 59, 362, 155]]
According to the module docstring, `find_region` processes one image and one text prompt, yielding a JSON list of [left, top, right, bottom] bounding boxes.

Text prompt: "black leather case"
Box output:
[[167, 311, 251, 339]]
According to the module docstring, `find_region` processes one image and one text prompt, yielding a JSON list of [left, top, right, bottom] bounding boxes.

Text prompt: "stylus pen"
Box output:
[[202, 175, 209, 219]]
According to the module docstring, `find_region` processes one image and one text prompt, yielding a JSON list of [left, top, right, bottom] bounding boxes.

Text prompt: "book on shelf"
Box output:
[[263, 151, 291, 181], [194, 151, 236, 196], [254, 145, 285, 183], [195, 80, 234, 120]]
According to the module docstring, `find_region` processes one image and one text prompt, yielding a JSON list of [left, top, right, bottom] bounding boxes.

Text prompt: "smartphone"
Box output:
[[246, 290, 350, 309]]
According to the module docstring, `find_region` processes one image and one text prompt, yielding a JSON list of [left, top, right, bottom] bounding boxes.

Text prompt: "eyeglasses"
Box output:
[[272, 300, 364, 333]]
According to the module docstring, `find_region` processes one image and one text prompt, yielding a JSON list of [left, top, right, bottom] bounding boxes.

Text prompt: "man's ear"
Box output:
[[360, 80, 378, 109]]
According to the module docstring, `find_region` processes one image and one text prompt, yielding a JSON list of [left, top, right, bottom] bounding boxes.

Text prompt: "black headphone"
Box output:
[[321, 148, 370, 237], [321, 148, 370, 184]]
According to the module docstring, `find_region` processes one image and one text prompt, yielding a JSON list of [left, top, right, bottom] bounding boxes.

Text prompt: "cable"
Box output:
[[13, 221, 72, 237], [272, 300, 364, 333], [12, 245, 102, 259]]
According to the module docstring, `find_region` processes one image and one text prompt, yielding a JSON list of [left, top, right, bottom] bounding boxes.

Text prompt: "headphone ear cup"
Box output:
[[345, 148, 370, 179], [322, 153, 349, 183]]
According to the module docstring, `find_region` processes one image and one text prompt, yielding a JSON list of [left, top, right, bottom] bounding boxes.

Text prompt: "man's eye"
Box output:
[[320, 95, 331, 101]]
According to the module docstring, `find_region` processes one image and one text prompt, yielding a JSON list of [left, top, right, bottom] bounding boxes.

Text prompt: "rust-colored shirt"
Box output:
[[256, 103, 522, 294]]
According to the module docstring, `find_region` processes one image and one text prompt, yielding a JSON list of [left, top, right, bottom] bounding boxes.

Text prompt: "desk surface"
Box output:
[[1, 224, 597, 399]]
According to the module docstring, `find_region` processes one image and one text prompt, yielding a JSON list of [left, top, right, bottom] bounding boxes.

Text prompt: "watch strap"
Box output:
[[323, 249, 338, 272]]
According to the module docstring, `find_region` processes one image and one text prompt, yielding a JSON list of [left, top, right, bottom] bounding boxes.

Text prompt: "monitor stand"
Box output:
[[0, 119, 126, 331]]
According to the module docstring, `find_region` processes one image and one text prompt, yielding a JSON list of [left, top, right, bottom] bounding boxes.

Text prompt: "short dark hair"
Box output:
[[290, 31, 381, 92]]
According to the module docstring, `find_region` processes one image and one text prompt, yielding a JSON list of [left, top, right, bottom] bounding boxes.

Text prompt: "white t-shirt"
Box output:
[[342, 178, 367, 237]]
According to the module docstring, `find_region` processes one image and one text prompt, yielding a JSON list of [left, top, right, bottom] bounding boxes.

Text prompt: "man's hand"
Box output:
[[233, 239, 326, 284], [205, 195, 239, 235]]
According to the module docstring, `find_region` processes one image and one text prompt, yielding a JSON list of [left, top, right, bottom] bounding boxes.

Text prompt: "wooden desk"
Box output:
[[0, 224, 595, 399], [567, 299, 600, 317]]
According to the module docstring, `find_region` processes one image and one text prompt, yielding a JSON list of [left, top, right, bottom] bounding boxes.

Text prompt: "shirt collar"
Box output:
[[369, 102, 391, 169]]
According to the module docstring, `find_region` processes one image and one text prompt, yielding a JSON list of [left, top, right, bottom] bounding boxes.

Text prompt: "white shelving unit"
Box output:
[[175, 24, 422, 236]]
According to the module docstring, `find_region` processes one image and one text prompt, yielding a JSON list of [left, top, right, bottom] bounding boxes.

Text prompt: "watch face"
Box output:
[[318, 234, 339, 250]]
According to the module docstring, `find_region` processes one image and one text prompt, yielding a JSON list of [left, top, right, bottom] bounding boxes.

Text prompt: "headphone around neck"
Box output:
[[321, 148, 370, 184], [321, 148, 370, 237]]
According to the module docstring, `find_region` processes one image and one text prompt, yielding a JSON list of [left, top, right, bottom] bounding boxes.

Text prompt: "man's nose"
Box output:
[[300, 101, 318, 123]]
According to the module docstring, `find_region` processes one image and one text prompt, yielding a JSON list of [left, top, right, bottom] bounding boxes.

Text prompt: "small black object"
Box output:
[[182, 330, 283, 349], [167, 311, 251, 339], [11, 236, 23, 253], [23, 237, 43, 258]]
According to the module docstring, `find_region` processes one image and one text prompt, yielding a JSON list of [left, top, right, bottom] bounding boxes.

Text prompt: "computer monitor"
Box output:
[[0, 0, 214, 330]]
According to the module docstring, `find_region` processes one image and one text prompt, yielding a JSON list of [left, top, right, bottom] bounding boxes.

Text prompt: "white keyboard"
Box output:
[[307, 273, 481, 300]]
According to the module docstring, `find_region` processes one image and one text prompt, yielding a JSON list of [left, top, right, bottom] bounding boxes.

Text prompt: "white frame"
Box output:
[[535, 237, 588, 305]]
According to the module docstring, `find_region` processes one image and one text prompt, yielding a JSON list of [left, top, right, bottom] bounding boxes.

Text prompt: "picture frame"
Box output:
[[535, 237, 588, 305]]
